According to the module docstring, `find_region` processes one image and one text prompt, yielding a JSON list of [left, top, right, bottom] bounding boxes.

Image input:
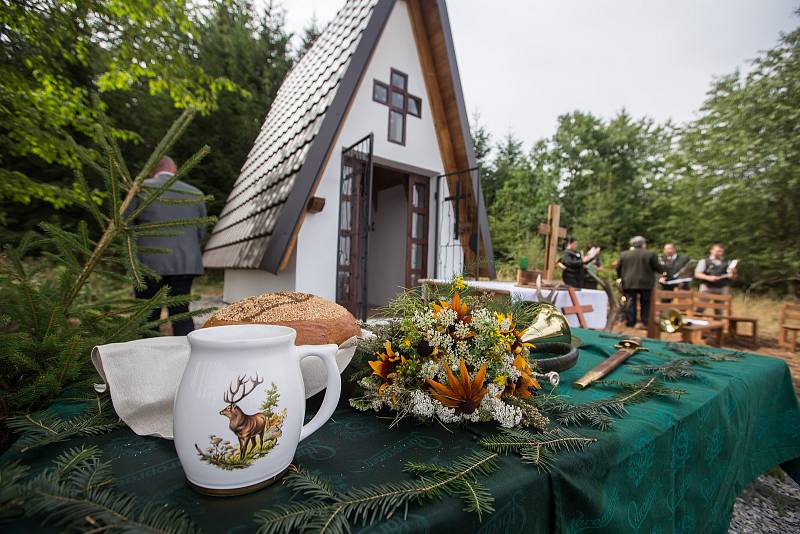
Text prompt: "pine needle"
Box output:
[[479, 428, 596, 472], [254, 450, 500, 534]]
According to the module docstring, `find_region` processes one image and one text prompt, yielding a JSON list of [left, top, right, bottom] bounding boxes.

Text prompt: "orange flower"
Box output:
[[434, 292, 470, 323], [505, 353, 541, 398], [368, 341, 403, 379], [426, 359, 488, 414]]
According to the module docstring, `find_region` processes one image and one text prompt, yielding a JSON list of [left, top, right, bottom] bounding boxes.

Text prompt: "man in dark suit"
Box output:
[[130, 156, 207, 335], [561, 237, 600, 288], [616, 236, 664, 327], [658, 243, 691, 291]]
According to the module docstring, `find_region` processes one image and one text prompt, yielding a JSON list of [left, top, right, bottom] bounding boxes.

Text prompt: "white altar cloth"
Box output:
[[425, 279, 609, 330]]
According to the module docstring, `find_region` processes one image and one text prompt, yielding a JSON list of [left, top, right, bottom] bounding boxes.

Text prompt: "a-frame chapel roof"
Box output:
[[203, 0, 494, 276]]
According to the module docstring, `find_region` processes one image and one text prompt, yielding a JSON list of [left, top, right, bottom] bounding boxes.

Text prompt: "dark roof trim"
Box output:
[[260, 0, 396, 273], [434, 0, 496, 278]]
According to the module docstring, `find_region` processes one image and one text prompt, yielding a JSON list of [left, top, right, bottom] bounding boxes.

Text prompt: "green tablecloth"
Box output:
[[4, 328, 800, 533]]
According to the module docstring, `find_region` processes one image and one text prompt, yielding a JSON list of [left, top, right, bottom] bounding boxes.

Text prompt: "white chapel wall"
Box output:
[[294, 0, 452, 300], [223, 252, 296, 303]]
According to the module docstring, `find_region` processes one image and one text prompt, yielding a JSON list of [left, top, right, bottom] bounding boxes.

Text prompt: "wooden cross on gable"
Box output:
[[538, 204, 567, 282], [372, 68, 422, 146]]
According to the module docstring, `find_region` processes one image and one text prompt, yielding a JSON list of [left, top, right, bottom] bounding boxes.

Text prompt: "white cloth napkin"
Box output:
[[91, 335, 359, 439]]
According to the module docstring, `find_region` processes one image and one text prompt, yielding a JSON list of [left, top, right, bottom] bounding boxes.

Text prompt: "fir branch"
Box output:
[[0, 461, 28, 523], [6, 398, 121, 453], [132, 109, 196, 185], [479, 428, 596, 472], [124, 146, 210, 223], [254, 451, 499, 534], [629, 359, 697, 380], [24, 446, 199, 533], [596, 378, 688, 404]]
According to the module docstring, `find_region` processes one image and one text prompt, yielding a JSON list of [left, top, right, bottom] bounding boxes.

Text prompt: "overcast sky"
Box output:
[[281, 0, 797, 144]]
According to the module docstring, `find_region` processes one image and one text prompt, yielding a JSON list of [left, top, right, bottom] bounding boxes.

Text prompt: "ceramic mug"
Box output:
[[173, 324, 340, 495]]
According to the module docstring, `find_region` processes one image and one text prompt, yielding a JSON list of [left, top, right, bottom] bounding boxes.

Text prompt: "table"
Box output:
[[423, 279, 609, 329], [4, 329, 799, 533], [681, 319, 725, 346]]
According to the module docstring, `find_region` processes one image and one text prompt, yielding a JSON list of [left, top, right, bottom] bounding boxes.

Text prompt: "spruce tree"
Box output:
[[0, 108, 216, 428]]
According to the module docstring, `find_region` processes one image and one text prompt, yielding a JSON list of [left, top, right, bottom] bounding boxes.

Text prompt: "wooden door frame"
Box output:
[[406, 174, 430, 288]]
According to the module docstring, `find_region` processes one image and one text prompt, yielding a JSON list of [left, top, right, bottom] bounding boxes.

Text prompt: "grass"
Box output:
[[732, 293, 796, 340]]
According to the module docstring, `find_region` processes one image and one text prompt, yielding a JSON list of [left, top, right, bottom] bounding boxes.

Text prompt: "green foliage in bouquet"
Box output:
[[0, 109, 216, 423], [350, 278, 555, 429]]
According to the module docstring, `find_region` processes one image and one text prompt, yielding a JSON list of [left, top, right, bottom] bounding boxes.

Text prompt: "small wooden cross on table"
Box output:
[[561, 287, 594, 328], [537, 204, 567, 283]]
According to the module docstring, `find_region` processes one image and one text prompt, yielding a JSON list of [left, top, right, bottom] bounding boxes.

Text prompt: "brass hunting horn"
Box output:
[[658, 308, 684, 333], [521, 303, 577, 373]]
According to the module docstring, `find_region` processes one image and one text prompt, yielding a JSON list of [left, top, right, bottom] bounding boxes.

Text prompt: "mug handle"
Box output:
[[297, 344, 341, 442]]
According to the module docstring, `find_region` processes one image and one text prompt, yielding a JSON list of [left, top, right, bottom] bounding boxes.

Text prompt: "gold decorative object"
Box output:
[[659, 308, 684, 333], [520, 303, 572, 346]]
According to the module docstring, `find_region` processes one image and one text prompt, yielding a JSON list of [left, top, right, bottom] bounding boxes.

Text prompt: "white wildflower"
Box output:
[[454, 321, 472, 339], [421, 359, 440, 379], [412, 308, 435, 330], [436, 308, 457, 328], [410, 390, 436, 418], [434, 403, 459, 423], [480, 393, 522, 428]]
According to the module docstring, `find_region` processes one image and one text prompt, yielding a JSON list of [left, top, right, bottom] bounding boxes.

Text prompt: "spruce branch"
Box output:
[[125, 146, 210, 223], [479, 428, 596, 472], [6, 397, 121, 453], [23, 446, 199, 533], [630, 359, 697, 380], [254, 451, 499, 534], [0, 461, 28, 523]]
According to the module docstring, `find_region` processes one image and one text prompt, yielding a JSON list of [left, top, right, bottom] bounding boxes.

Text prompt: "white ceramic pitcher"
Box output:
[[173, 324, 340, 495]]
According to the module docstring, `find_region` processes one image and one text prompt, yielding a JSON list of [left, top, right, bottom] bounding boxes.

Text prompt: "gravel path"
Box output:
[[191, 297, 800, 531], [729, 472, 800, 533]]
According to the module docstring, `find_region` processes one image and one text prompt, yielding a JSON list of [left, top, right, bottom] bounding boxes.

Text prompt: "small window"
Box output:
[[390, 69, 406, 90], [407, 96, 421, 118], [388, 110, 405, 144], [372, 81, 388, 104], [390, 90, 404, 110]]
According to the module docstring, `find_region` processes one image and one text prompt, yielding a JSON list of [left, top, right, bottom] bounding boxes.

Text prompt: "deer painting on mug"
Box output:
[[194, 375, 287, 470]]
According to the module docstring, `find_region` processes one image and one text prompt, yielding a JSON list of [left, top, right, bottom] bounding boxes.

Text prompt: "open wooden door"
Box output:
[[406, 175, 429, 288], [336, 134, 373, 320]]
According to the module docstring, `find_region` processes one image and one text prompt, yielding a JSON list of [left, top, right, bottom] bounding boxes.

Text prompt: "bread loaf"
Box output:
[[202, 292, 360, 346]]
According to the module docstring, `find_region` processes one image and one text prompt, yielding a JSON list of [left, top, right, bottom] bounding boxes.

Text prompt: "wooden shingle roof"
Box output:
[[203, 0, 382, 269], [203, 0, 495, 276]]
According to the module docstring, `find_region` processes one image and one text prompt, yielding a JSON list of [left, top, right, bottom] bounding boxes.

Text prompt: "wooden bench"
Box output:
[[693, 292, 759, 346], [779, 303, 800, 353], [647, 289, 724, 346]]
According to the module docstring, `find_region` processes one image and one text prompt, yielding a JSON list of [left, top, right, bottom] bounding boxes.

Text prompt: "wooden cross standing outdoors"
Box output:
[[562, 287, 594, 328], [537, 204, 567, 282]]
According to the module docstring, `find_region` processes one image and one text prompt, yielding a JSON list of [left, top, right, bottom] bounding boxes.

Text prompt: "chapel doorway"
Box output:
[[365, 165, 429, 312], [336, 145, 430, 319]]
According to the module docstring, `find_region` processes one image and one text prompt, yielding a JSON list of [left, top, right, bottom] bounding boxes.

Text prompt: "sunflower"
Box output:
[[434, 292, 470, 323], [426, 359, 488, 415], [504, 353, 541, 398], [368, 341, 405, 393]]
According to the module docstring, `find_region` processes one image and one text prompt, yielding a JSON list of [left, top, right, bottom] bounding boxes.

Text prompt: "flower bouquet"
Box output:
[[350, 278, 560, 428]]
